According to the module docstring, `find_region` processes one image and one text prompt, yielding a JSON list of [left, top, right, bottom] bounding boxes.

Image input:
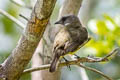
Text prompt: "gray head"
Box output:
[[55, 15, 80, 26]]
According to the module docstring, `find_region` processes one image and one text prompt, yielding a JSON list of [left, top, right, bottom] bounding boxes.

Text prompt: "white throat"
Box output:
[[65, 23, 70, 26]]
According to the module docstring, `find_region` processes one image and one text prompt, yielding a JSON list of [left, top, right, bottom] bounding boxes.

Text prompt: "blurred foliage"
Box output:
[[2, 2, 19, 34], [87, 14, 120, 57], [22, 0, 31, 6]]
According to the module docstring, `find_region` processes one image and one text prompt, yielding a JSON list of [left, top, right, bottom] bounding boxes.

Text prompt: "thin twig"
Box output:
[[78, 63, 112, 80], [83, 48, 118, 62], [0, 9, 25, 29], [23, 48, 118, 75], [102, 47, 119, 60], [19, 14, 29, 21], [23, 64, 50, 75]]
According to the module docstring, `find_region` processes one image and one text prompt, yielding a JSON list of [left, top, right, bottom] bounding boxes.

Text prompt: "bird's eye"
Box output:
[[62, 17, 67, 21]]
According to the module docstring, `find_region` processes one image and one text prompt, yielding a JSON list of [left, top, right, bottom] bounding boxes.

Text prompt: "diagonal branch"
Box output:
[[78, 64, 112, 80], [0, 9, 25, 29], [23, 48, 118, 75]]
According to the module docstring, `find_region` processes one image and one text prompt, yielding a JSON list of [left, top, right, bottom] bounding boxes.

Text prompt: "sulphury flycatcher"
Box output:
[[49, 15, 88, 72]]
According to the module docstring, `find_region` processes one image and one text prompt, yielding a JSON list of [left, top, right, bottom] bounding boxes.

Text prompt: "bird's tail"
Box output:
[[49, 54, 60, 72]]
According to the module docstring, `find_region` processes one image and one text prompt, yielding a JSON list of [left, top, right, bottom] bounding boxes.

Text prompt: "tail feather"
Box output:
[[49, 54, 60, 72]]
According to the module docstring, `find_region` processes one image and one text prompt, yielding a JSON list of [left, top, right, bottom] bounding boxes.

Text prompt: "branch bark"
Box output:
[[78, 64, 112, 80], [0, 0, 56, 80], [23, 48, 118, 80], [23, 47, 118, 74]]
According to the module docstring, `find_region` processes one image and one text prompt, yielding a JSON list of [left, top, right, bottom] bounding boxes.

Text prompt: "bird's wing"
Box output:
[[64, 41, 80, 55], [64, 27, 88, 54]]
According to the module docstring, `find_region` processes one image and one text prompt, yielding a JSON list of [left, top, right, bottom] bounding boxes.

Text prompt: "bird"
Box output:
[[49, 15, 88, 72]]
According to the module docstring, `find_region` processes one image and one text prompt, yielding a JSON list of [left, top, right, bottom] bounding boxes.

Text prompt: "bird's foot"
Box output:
[[87, 55, 95, 58], [63, 57, 71, 71], [74, 54, 81, 59]]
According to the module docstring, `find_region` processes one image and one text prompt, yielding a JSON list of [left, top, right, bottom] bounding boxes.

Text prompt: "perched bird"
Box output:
[[49, 15, 88, 72]]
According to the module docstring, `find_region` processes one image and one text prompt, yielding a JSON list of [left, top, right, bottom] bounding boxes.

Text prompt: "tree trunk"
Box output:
[[79, 0, 97, 26], [0, 0, 56, 80]]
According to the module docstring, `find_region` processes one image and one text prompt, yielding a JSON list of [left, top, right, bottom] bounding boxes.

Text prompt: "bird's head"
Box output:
[[55, 15, 80, 26]]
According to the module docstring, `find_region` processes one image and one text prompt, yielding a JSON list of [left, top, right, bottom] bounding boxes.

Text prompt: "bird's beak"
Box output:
[[54, 20, 63, 24]]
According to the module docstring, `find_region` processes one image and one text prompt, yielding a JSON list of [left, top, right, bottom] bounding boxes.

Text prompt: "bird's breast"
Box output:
[[53, 28, 71, 48]]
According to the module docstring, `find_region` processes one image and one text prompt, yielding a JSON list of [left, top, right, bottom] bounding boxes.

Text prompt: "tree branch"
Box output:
[[0, 9, 25, 29], [78, 64, 112, 80], [23, 48, 118, 77]]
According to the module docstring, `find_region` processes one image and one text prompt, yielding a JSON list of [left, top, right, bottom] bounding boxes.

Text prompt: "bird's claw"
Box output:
[[87, 55, 94, 58], [74, 54, 80, 59], [63, 57, 71, 71]]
